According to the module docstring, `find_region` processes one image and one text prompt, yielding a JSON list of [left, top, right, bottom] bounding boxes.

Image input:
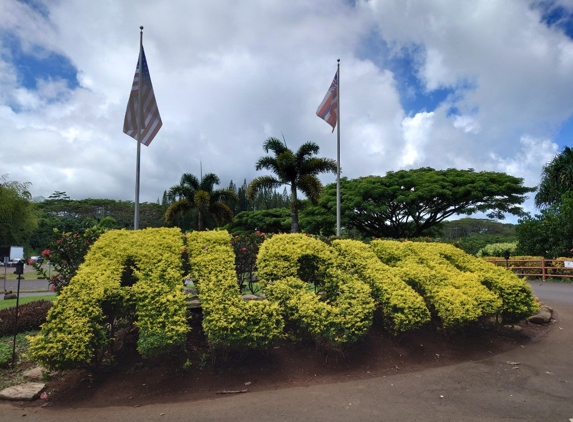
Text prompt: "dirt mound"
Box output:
[[28, 313, 553, 410]]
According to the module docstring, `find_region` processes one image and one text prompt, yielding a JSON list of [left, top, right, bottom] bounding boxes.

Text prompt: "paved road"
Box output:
[[1, 282, 572, 422], [1, 279, 51, 293], [530, 281, 573, 305], [1, 278, 52, 299]]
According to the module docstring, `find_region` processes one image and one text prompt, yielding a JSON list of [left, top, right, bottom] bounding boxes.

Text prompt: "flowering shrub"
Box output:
[[32, 227, 103, 294], [230, 231, 267, 293]]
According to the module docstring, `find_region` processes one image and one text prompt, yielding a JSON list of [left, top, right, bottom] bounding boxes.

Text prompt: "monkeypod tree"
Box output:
[[309, 168, 534, 239]]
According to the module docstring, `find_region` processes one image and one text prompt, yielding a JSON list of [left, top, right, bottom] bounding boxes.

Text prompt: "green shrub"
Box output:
[[476, 242, 518, 258], [32, 227, 104, 294], [0, 343, 11, 368]]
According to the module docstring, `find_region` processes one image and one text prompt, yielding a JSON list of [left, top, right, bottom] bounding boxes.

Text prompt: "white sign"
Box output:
[[9, 246, 24, 260], [564, 261, 573, 268]]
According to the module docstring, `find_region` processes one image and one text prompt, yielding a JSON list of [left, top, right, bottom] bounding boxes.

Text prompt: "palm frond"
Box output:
[[297, 174, 323, 204], [263, 137, 288, 155], [180, 173, 200, 190], [194, 190, 211, 214], [209, 202, 235, 226], [200, 173, 221, 193], [247, 176, 283, 200], [165, 199, 193, 223], [301, 157, 338, 176], [295, 142, 320, 163], [276, 151, 297, 181], [255, 156, 281, 173]]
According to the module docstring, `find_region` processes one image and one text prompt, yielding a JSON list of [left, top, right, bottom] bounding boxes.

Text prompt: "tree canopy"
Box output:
[[308, 168, 534, 239], [535, 146, 573, 208], [247, 137, 337, 233], [28, 195, 165, 252], [226, 208, 291, 236], [0, 175, 39, 246], [517, 191, 573, 258], [438, 218, 517, 255]]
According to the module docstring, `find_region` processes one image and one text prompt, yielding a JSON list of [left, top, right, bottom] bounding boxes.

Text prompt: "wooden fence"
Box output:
[[485, 258, 573, 282]]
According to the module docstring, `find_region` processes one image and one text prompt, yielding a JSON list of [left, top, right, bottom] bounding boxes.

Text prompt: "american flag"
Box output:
[[123, 46, 162, 146], [316, 70, 338, 132]]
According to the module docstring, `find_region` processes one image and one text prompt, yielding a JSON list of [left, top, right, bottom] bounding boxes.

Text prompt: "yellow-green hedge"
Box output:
[[256, 234, 336, 284], [186, 230, 284, 350], [28, 228, 189, 370], [373, 241, 538, 324], [332, 239, 430, 333], [438, 246, 539, 322], [258, 234, 375, 348], [29, 229, 541, 369]]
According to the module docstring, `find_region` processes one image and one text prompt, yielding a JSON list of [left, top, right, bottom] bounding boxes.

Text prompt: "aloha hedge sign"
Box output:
[[28, 228, 538, 370]]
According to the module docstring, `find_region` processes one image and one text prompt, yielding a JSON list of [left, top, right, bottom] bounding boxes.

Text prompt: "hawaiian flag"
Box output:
[[124, 46, 162, 146], [316, 70, 338, 132]]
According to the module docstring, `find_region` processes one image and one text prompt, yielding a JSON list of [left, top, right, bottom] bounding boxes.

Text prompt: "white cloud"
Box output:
[[0, 0, 571, 222], [401, 111, 434, 167]]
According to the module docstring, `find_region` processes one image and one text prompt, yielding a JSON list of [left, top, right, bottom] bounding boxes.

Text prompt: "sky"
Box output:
[[2, 0, 573, 221]]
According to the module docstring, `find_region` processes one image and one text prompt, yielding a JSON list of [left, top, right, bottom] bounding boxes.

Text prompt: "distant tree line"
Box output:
[[10, 136, 569, 258]]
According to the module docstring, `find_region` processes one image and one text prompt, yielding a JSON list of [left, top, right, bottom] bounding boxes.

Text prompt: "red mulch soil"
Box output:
[[26, 310, 554, 409]]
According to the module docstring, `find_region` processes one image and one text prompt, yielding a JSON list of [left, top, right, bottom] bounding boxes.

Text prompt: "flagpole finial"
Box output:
[[337, 58, 340, 63], [140, 26, 144, 31]]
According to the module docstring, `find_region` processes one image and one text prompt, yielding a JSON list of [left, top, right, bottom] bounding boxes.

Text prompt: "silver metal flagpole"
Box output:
[[134, 26, 143, 230], [336, 59, 341, 237]]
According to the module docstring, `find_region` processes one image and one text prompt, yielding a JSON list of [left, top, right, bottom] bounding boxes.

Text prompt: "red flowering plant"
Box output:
[[32, 227, 104, 294], [229, 231, 268, 294]]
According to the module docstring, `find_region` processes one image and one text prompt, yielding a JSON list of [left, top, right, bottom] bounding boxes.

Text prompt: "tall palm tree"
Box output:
[[165, 173, 238, 231], [247, 137, 337, 233], [535, 147, 573, 208]]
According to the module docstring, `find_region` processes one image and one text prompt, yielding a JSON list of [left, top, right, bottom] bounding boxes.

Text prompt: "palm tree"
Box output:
[[247, 137, 337, 233], [165, 173, 238, 231], [535, 147, 573, 208]]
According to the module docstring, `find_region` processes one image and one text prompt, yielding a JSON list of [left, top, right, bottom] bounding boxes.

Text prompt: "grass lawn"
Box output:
[[0, 295, 56, 311]]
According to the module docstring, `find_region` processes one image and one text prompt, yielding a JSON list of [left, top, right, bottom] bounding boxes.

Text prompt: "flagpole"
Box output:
[[134, 26, 143, 230], [336, 59, 341, 237]]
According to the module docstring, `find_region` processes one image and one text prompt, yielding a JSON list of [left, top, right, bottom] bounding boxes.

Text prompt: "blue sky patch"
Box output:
[[3, 34, 79, 91], [17, 0, 49, 19], [535, 1, 573, 39], [552, 114, 573, 150], [358, 30, 458, 115]]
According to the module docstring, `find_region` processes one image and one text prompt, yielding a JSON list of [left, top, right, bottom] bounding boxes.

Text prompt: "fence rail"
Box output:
[[485, 258, 573, 282]]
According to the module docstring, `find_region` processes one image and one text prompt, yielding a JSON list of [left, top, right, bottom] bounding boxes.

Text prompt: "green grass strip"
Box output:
[[0, 295, 56, 311]]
